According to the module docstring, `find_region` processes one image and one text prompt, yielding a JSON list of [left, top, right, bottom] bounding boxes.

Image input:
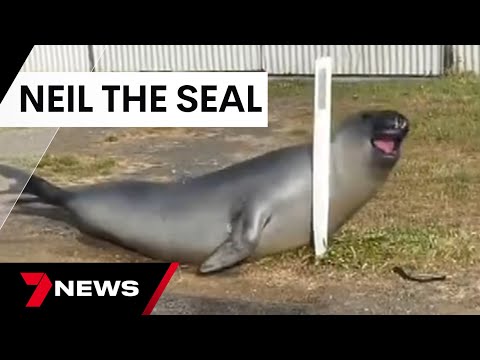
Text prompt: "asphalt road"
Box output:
[[152, 293, 321, 315]]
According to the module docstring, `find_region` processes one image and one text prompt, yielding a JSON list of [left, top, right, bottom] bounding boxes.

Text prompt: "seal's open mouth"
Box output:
[[371, 125, 408, 158], [371, 134, 401, 157]]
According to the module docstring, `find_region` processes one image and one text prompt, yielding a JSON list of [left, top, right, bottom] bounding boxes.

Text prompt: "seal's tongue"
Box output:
[[373, 139, 395, 154]]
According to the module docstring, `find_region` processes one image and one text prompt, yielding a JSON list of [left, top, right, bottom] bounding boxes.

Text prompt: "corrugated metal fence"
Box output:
[[91, 45, 263, 72], [262, 45, 444, 76], [21, 45, 91, 72], [19, 45, 480, 76]]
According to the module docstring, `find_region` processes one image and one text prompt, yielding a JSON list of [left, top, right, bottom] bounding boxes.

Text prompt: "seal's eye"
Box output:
[[361, 112, 373, 122]]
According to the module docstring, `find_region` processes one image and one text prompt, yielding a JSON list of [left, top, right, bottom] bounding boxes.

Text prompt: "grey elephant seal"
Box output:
[[0, 110, 409, 274]]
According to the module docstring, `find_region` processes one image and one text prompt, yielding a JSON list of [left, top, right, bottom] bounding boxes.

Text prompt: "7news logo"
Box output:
[[3, 263, 178, 316], [21, 272, 139, 307]]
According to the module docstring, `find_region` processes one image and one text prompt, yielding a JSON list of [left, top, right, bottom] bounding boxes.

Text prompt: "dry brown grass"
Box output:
[[102, 127, 221, 144], [35, 154, 118, 183]]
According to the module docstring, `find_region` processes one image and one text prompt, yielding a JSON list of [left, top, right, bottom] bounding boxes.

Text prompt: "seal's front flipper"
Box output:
[[198, 204, 272, 274]]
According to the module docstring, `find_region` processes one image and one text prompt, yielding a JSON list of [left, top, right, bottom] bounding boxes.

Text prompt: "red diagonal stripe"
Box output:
[[142, 262, 179, 316]]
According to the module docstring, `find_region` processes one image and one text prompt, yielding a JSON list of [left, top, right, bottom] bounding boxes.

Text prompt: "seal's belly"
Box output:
[[68, 196, 231, 263]]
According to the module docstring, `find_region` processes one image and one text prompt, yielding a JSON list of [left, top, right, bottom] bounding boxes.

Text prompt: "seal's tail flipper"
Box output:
[[0, 164, 70, 207], [0, 164, 32, 196], [198, 202, 272, 274]]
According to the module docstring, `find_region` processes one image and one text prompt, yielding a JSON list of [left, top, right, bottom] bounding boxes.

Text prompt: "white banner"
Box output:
[[0, 71, 269, 127]]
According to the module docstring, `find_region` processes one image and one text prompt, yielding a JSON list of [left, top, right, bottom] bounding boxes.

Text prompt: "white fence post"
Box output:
[[312, 56, 332, 257]]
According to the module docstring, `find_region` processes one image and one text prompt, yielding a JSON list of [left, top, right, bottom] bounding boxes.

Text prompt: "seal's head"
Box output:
[[368, 110, 410, 168], [327, 110, 410, 234], [334, 109, 410, 174]]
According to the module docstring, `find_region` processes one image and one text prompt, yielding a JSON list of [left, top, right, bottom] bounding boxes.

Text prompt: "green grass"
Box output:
[[36, 154, 117, 181], [265, 73, 480, 274], [269, 73, 480, 147], [320, 226, 477, 271], [258, 226, 478, 274]]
